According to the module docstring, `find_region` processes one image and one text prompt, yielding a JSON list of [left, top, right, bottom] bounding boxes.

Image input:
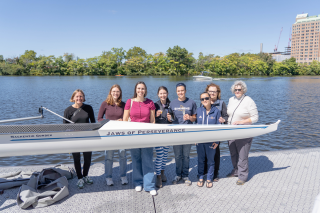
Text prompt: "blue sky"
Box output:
[[1, 0, 319, 59]]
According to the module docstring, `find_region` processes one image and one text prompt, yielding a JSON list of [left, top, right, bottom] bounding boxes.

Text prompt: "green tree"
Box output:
[[111, 47, 126, 67], [126, 46, 147, 59]]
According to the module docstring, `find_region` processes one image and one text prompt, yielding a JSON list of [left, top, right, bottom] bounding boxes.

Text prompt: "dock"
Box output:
[[1, 147, 320, 213]]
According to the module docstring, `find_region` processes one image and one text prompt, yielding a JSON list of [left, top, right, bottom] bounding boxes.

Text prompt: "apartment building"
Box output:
[[291, 13, 320, 64]]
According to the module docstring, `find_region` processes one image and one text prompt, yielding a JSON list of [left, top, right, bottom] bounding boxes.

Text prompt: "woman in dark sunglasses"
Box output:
[[205, 83, 228, 182], [195, 92, 221, 188]]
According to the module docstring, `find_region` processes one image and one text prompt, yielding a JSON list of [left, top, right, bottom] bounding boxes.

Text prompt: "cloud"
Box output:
[[108, 10, 117, 14]]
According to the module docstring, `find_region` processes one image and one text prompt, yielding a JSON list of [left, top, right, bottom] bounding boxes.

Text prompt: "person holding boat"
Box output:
[[167, 83, 197, 186], [123, 81, 157, 196], [63, 89, 96, 189], [154, 86, 173, 188], [195, 92, 221, 188], [226, 80, 258, 185], [98, 84, 128, 186], [204, 83, 229, 182]]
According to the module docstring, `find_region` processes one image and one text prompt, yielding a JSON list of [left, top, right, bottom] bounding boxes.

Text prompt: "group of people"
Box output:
[[63, 80, 258, 196]]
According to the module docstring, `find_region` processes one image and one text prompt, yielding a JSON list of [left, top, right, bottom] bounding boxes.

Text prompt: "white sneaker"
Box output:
[[135, 186, 142, 192], [77, 179, 84, 189], [120, 176, 128, 185], [83, 176, 93, 185], [106, 178, 114, 186], [150, 190, 157, 196]]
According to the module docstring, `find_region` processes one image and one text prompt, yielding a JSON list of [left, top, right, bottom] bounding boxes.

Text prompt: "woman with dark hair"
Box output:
[[64, 89, 96, 189], [205, 83, 229, 182], [154, 86, 171, 188], [123, 81, 157, 196], [196, 92, 221, 188], [98, 84, 128, 186]]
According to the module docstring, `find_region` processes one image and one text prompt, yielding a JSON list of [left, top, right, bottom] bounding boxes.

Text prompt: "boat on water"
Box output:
[[0, 116, 281, 157], [193, 71, 212, 81]]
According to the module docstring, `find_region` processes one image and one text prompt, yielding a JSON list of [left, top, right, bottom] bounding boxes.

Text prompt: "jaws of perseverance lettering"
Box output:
[[106, 128, 186, 136]]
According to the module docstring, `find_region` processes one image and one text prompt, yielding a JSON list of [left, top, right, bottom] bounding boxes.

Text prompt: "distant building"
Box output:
[[269, 47, 292, 62], [291, 13, 320, 64]]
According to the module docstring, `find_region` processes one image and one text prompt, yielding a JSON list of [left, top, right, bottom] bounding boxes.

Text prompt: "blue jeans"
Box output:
[[130, 148, 155, 191], [173, 144, 192, 178], [105, 150, 127, 178]]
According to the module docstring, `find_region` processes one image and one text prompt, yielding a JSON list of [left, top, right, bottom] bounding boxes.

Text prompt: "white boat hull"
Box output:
[[0, 120, 281, 157], [193, 76, 213, 81]]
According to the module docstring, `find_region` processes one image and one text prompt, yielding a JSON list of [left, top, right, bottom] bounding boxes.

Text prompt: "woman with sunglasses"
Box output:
[[154, 86, 171, 188], [123, 81, 157, 196], [195, 92, 221, 188], [98, 84, 128, 186], [205, 83, 229, 182], [226, 80, 258, 185]]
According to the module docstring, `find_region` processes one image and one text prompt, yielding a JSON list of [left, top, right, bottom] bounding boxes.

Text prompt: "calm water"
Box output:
[[0, 76, 320, 166]]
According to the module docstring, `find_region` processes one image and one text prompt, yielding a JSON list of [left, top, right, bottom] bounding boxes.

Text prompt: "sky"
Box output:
[[1, 0, 320, 59]]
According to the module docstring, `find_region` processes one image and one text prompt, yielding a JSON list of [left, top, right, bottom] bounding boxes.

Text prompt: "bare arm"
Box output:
[[150, 110, 155, 124], [123, 110, 130, 121]]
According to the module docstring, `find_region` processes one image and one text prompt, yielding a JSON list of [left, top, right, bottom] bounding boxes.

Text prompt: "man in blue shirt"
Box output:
[[167, 83, 197, 186]]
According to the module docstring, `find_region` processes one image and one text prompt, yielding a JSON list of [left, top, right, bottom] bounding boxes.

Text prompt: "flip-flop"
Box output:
[[213, 178, 219, 182], [197, 180, 204, 187], [206, 181, 213, 188]]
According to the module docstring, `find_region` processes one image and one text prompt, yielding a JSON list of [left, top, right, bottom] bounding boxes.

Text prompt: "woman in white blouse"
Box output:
[[224, 80, 258, 185]]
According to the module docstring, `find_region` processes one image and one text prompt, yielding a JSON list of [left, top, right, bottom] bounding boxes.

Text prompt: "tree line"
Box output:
[[1, 46, 320, 76]]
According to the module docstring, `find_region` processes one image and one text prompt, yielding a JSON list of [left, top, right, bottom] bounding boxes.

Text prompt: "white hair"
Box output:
[[231, 80, 247, 94]]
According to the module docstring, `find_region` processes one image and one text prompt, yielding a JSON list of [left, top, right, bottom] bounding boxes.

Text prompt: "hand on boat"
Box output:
[[219, 117, 225, 123], [118, 118, 123, 121]]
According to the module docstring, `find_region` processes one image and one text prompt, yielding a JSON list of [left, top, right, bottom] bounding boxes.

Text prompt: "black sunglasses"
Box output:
[[200, 97, 210, 101], [234, 89, 242, 92]]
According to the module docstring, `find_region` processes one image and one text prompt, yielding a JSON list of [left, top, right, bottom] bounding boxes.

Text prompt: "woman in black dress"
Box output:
[[64, 89, 96, 189]]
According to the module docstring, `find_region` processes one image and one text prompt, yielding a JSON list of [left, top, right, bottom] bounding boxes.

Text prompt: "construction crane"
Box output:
[[288, 27, 291, 47], [274, 27, 283, 52]]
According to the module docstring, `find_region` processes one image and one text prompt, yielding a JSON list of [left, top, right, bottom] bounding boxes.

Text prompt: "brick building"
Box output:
[[291, 13, 320, 64]]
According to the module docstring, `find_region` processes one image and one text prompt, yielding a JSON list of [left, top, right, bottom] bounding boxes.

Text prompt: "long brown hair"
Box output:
[[133, 81, 147, 98], [106, 84, 122, 106], [205, 83, 221, 100]]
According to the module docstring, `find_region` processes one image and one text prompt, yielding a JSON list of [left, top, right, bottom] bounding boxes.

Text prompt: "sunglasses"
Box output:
[[200, 97, 210, 101], [234, 89, 242, 92], [208, 91, 218, 94]]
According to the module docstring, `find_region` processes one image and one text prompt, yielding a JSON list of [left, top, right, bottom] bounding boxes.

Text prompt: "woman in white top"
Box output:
[[226, 80, 258, 185]]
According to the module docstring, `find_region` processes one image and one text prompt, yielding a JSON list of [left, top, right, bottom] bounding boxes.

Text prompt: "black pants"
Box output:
[[72, 152, 92, 179], [204, 144, 220, 179]]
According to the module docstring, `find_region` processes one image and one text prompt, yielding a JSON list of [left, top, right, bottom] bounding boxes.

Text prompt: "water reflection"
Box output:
[[0, 76, 319, 166]]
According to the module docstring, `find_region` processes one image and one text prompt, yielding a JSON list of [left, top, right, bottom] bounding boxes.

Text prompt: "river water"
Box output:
[[0, 76, 320, 166]]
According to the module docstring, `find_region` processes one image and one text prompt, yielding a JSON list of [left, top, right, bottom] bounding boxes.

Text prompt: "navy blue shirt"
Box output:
[[170, 98, 197, 124]]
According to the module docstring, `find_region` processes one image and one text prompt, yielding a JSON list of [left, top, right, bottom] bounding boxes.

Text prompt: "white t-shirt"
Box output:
[[227, 95, 258, 124]]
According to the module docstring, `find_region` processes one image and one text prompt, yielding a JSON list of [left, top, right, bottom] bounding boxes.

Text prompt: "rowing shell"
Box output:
[[0, 120, 281, 157]]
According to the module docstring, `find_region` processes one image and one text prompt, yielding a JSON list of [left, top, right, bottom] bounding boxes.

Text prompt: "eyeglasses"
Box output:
[[200, 97, 210, 101], [234, 89, 242, 92], [208, 91, 218, 94]]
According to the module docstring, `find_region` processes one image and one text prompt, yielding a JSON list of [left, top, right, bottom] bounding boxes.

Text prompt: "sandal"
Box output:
[[197, 180, 204, 187], [206, 181, 213, 188], [213, 178, 219, 182]]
